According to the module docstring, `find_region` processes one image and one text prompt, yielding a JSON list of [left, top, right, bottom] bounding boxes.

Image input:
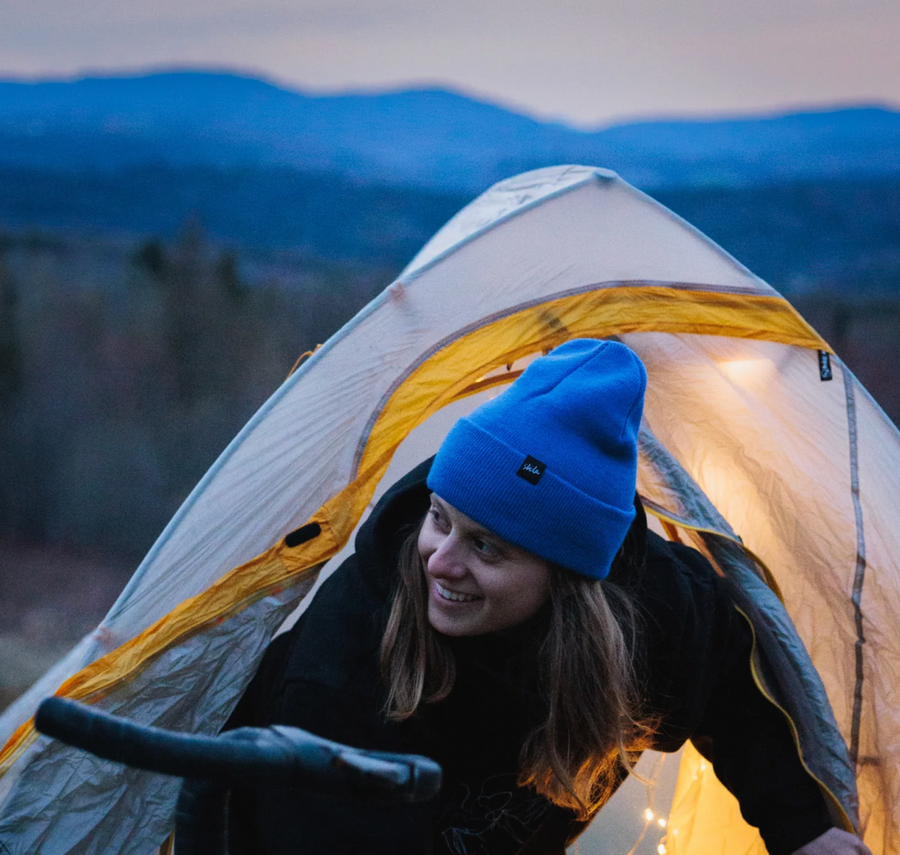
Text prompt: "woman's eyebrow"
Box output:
[[468, 525, 508, 549]]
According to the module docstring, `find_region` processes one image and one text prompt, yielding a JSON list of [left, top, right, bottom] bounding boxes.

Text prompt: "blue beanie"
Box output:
[[427, 339, 646, 579]]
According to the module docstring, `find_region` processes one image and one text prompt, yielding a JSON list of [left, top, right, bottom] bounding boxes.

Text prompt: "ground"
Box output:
[[0, 539, 130, 712]]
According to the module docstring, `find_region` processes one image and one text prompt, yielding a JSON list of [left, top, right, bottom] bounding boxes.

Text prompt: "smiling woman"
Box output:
[[226, 339, 867, 855]]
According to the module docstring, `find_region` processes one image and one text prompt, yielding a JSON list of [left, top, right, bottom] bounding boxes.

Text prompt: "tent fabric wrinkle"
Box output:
[[0, 164, 895, 854]]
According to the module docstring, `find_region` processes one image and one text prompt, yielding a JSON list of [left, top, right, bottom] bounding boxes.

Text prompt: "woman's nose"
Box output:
[[428, 537, 467, 579]]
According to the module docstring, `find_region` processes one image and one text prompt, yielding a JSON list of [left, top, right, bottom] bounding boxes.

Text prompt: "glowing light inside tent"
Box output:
[[719, 357, 776, 389]]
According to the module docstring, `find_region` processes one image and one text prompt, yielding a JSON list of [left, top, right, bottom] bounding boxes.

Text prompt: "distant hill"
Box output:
[[1, 70, 898, 193], [0, 70, 897, 295]]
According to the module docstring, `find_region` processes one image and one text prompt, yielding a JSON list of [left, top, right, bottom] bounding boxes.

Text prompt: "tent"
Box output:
[[0, 165, 896, 854]]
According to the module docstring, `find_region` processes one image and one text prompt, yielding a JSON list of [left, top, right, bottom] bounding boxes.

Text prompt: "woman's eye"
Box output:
[[428, 506, 449, 530], [473, 538, 498, 559]]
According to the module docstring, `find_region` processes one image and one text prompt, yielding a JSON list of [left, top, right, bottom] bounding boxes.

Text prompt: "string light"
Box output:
[[624, 754, 670, 855]]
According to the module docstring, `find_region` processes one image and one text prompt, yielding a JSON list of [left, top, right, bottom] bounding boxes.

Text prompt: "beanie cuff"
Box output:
[[427, 418, 635, 580]]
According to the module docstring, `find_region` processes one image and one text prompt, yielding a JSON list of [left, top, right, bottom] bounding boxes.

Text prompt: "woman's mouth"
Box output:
[[434, 581, 482, 603]]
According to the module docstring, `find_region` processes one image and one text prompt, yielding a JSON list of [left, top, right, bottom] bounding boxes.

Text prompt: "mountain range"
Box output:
[[1, 70, 899, 193]]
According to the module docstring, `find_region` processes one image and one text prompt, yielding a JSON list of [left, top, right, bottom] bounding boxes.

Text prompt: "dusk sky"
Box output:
[[4, 0, 900, 126]]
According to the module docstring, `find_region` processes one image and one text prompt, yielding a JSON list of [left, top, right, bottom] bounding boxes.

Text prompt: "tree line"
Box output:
[[0, 224, 395, 561]]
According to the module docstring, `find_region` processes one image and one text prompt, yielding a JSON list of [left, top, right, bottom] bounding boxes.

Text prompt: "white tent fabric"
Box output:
[[0, 165, 896, 854]]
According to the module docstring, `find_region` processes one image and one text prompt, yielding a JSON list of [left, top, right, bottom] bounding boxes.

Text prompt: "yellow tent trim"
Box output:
[[0, 284, 829, 779], [356, 285, 829, 473]]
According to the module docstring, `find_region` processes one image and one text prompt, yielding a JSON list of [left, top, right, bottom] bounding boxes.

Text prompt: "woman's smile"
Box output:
[[432, 580, 483, 604], [418, 494, 551, 636]]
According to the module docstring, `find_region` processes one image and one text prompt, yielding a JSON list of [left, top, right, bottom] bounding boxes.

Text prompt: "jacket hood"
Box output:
[[352, 457, 434, 598]]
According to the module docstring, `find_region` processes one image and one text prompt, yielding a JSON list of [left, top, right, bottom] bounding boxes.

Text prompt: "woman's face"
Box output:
[[418, 494, 552, 637]]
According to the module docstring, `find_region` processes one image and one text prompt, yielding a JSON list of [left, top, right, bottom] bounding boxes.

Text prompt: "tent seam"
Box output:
[[842, 361, 867, 770]]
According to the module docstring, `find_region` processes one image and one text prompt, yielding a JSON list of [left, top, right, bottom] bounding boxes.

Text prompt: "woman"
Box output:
[[228, 339, 865, 855]]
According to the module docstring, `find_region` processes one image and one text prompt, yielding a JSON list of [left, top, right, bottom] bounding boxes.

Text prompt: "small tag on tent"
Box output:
[[818, 350, 833, 381], [517, 455, 546, 485], [284, 522, 322, 547]]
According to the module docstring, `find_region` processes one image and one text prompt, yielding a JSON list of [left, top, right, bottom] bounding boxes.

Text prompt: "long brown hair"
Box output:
[[379, 518, 652, 820]]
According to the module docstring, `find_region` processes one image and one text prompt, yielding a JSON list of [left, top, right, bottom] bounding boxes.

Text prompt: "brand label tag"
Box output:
[[818, 350, 833, 381], [517, 455, 546, 485]]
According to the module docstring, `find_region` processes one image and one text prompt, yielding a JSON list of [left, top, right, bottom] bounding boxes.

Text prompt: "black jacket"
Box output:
[[226, 459, 832, 855]]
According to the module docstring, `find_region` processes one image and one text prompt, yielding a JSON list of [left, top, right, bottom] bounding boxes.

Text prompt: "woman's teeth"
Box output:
[[435, 582, 481, 603]]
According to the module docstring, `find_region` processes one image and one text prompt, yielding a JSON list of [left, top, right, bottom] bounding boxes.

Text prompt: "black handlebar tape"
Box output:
[[35, 697, 441, 803]]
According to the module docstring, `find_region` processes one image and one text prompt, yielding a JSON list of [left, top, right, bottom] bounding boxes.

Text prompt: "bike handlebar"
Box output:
[[35, 697, 441, 803]]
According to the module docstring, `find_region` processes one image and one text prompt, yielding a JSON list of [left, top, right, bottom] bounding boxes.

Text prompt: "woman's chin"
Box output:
[[427, 602, 481, 636]]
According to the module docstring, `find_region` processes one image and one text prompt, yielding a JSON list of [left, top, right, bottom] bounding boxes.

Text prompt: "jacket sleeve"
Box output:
[[640, 536, 833, 855]]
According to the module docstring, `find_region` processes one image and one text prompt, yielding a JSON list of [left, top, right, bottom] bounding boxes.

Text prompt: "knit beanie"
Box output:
[[427, 339, 646, 579]]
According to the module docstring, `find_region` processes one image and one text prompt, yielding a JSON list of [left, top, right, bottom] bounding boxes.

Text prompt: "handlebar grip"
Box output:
[[35, 697, 441, 802], [36, 697, 269, 781]]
